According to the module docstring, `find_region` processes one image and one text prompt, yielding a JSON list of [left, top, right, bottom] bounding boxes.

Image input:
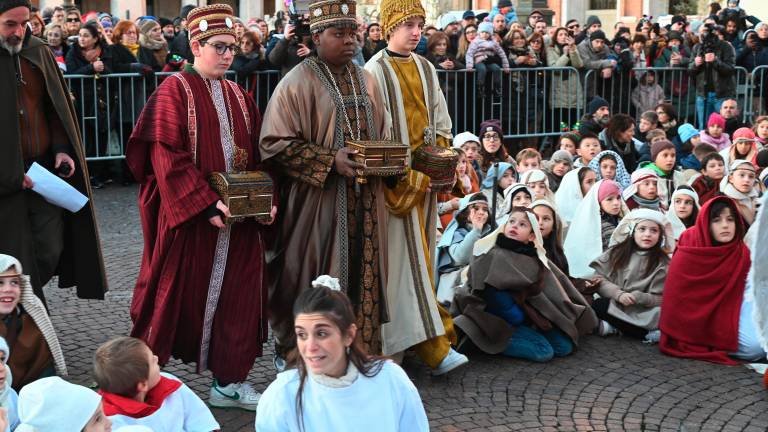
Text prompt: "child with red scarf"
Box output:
[[691, 152, 726, 205], [94, 337, 219, 430], [659, 197, 765, 364]]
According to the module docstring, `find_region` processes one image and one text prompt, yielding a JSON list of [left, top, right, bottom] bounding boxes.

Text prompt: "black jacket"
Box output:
[[689, 39, 737, 99], [169, 30, 193, 63]]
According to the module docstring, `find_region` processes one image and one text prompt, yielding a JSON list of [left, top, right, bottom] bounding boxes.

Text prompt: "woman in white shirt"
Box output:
[[255, 276, 429, 432]]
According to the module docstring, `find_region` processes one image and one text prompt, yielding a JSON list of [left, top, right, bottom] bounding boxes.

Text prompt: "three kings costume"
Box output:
[[260, 56, 390, 355], [364, 0, 458, 367], [126, 33, 273, 382]]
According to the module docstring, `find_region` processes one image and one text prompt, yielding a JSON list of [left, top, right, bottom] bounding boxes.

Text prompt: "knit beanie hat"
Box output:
[[140, 19, 160, 36], [590, 30, 607, 42], [668, 31, 683, 43], [707, 113, 726, 129], [732, 127, 757, 143], [677, 123, 699, 144], [497, 0, 513, 8], [586, 96, 609, 116], [550, 150, 574, 167], [0, 0, 30, 14], [650, 139, 676, 162], [585, 15, 601, 28], [479, 119, 503, 137], [159, 17, 173, 27], [597, 180, 621, 202], [453, 131, 481, 149], [478, 21, 493, 34], [16, 377, 102, 432]]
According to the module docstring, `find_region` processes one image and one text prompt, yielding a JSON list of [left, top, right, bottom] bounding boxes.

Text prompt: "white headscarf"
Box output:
[[498, 184, 535, 227], [555, 167, 588, 225], [621, 167, 659, 201], [520, 169, 556, 204], [437, 192, 488, 250], [564, 179, 630, 278], [608, 208, 676, 251], [666, 187, 700, 240], [720, 160, 759, 219], [750, 192, 768, 354], [471, 209, 550, 269], [16, 377, 101, 432], [0, 337, 12, 409]]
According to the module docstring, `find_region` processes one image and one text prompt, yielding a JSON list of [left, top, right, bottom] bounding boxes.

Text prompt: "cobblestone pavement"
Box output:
[[46, 185, 768, 431]]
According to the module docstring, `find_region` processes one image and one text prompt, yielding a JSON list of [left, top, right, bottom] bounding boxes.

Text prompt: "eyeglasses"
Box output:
[[202, 41, 239, 55], [465, 29, 476, 34], [67, 18, 80, 22], [483, 134, 500, 140], [568, 24, 580, 29]]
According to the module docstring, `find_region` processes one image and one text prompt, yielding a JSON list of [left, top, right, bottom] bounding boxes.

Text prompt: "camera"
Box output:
[[700, 23, 720, 54], [288, 0, 312, 38]]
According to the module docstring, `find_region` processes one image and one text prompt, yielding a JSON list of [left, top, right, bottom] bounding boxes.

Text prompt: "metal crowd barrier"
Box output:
[[65, 66, 761, 160], [583, 66, 750, 128]]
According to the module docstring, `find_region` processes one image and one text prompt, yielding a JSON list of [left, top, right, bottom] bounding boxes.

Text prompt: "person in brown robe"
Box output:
[[259, 0, 390, 360], [125, 4, 276, 411], [0, 0, 106, 303]]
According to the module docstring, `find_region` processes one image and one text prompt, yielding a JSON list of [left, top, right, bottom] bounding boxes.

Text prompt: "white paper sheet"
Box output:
[[26, 162, 89, 213]]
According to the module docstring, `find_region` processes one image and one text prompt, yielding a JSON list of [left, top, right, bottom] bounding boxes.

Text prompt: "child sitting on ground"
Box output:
[[453, 131, 483, 181], [438, 148, 479, 229], [94, 336, 220, 431], [588, 150, 631, 190], [520, 169, 555, 203], [638, 128, 669, 163], [574, 132, 601, 168], [466, 21, 510, 97], [543, 150, 573, 192], [590, 209, 673, 343], [558, 133, 580, 157], [642, 139, 685, 208], [516, 148, 543, 173], [481, 162, 518, 219], [636, 111, 659, 144], [0, 338, 18, 432], [0, 255, 67, 391], [699, 113, 731, 151], [16, 376, 112, 431], [667, 186, 700, 240], [676, 123, 702, 170], [453, 208, 597, 362], [691, 152, 726, 205], [720, 160, 759, 226], [721, 127, 759, 168], [623, 168, 662, 211]]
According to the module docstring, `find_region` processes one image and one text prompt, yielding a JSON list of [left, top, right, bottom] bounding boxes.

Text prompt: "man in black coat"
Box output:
[[169, 5, 195, 62], [579, 96, 611, 136]]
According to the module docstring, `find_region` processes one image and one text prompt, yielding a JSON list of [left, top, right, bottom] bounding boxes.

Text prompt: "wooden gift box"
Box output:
[[346, 140, 409, 183], [412, 145, 459, 193], [208, 171, 273, 223]]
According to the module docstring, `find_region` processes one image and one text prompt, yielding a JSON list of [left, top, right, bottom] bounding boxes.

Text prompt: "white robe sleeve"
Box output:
[[177, 383, 220, 432]]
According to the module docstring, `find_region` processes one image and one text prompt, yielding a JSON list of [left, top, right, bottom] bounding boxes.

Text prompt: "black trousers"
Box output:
[[25, 189, 64, 299], [591, 297, 648, 340]]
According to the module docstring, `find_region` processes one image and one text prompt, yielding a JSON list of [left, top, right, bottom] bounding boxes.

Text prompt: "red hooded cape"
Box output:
[[659, 196, 751, 365]]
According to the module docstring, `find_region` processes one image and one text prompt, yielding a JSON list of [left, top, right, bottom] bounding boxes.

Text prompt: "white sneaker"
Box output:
[[643, 330, 661, 344], [598, 320, 618, 336], [209, 381, 261, 411], [432, 348, 468, 376]]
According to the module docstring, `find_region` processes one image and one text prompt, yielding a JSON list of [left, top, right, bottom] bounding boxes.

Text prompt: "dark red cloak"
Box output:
[[125, 71, 272, 382], [659, 196, 750, 365]]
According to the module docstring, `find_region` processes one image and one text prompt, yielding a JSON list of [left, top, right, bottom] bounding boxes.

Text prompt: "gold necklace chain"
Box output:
[[321, 61, 361, 141]]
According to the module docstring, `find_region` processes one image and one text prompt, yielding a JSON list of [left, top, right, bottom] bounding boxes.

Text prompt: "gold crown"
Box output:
[[309, 0, 357, 32], [379, 0, 426, 36]]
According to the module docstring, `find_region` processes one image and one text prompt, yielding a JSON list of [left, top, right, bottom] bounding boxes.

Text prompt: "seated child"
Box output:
[[720, 127, 759, 168], [676, 123, 702, 170], [16, 376, 111, 431], [588, 150, 631, 189], [453, 131, 484, 182], [637, 128, 668, 164], [543, 150, 573, 192], [454, 208, 597, 362], [623, 168, 662, 211], [436, 194, 494, 304], [500, 184, 534, 226], [438, 148, 480, 229], [636, 111, 659, 144], [0, 255, 66, 391], [531, 200, 569, 275], [0, 338, 19, 432], [516, 148, 542, 173], [478, 120, 515, 175], [691, 152, 726, 205], [642, 139, 686, 208], [94, 336, 220, 431], [564, 180, 629, 278], [555, 167, 597, 226], [558, 133, 580, 157], [573, 132, 601, 168], [699, 113, 731, 151], [520, 169, 555, 203], [590, 209, 672, 342], [481, 162, 518, 219], [466, 21, 510, 96], [720, 160, 758, 226], [660, 197, 765, 363], [667, 186, 700, 240], [754, 115, 768, 147]]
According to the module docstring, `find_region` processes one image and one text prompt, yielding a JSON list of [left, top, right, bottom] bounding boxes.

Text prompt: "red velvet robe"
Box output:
[[126, 70, 272, 383]]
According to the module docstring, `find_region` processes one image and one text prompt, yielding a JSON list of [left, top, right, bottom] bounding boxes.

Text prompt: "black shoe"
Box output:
[[90, 176, 104, 189]]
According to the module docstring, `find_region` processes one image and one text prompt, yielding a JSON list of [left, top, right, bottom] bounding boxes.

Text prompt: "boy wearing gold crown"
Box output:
[[260, 0, 391, 361], [364, 0, 468, 375], [125, 4, 276, 410]]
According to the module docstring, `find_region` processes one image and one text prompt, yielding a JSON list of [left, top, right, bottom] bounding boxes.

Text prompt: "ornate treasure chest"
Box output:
[[346, 140, 409, 184], [412, 144, 459, 193], [208, 171, 273, 224]]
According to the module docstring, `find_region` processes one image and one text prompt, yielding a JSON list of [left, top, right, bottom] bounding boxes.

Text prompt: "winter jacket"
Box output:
[[465, 38, 509, 69], [577, 38, 613, 71], [688, 40, 737, 99], [631, 82, 665, 115], [546, 44, 584, 109]]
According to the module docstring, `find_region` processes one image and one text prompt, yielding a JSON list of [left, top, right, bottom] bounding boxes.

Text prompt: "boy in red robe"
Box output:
[[125, 4, 277, 410]]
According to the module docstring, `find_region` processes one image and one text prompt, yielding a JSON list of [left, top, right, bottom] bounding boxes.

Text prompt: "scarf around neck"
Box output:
[[495, 235, 537, 257], [100, 375, 182, 418], [309, 361, 359, 388]]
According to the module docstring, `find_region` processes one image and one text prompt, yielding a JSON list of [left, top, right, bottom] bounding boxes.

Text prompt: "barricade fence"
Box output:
[[64, 66, 758, 161]]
